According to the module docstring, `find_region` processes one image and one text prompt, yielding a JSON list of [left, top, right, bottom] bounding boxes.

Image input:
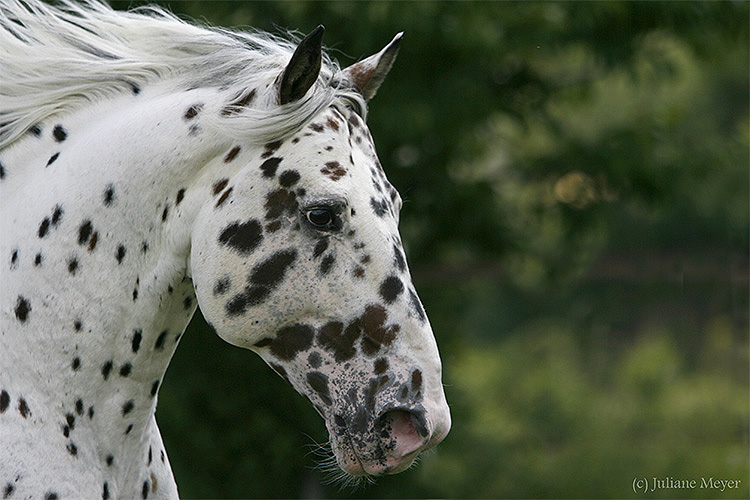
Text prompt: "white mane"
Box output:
[[0, 0, 366, 149]]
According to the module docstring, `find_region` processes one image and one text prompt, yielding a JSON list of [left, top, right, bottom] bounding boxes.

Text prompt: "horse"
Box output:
[[0, 0, 450, 498]]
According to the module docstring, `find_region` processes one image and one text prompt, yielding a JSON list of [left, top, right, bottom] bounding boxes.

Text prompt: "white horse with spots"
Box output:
[[0, 1, 450, 498]]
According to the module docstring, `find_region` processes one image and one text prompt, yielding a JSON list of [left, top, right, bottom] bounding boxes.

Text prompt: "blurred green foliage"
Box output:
[[111, 1, 749, 497]]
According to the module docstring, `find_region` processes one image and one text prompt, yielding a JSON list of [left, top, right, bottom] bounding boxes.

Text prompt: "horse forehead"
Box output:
[[287, 108, 353, 154], [270, 109, 385, 194]]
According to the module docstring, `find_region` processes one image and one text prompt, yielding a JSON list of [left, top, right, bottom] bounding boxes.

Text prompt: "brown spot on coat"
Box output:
[[212, 178, 229, 195], [216, 187, 233, 207], [184, 103, 204, 120], [271, 323, 314, 361], [321, 161, 347, 181], [224, 146, 241, 163]]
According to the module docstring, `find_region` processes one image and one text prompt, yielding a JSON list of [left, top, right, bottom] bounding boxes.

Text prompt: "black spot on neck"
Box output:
[[14, 296, 30, 322], [154, 330, 167, 350], [0, 391, 10, 413], [132, 329, 142, 353], [103, 185, 116, 206], [38, 218, 50, 238], [122, 400, 134, 415], [115, 245, 126, 264], [260, 157, 282, 178], [101, 360, 113, 380], [68, 257, 79, 275], [46, 152, 60, 167], [51, 205, 64, 225], [52, 125, 67, 142], [18, 398, 30, 418], [119, 363, 132, 377], [78, 220, 93, 245]]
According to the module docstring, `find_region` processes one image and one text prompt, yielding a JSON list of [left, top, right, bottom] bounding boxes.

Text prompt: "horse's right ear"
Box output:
[[342, 32, 403, 101], [277, 25, 325, 105]]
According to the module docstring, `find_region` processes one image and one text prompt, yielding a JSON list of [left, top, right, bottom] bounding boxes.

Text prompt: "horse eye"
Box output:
[[306, 208, 334, 228]]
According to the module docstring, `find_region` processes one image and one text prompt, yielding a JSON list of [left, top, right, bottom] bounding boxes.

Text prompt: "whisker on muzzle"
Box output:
[[304, 436, 376, 491]]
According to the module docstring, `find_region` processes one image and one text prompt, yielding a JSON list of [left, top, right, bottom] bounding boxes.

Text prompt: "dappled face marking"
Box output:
[[224, 249, 298, 316], [218, 219, 263, 254], [192, 103, 449, 477]]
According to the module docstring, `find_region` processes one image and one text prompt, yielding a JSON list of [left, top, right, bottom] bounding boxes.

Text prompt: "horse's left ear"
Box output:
[[278, 25, 325, 105], [342, 32, 403, 101]]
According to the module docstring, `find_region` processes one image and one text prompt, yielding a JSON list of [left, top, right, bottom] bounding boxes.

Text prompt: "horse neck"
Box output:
[[1, 86, 244, 461]]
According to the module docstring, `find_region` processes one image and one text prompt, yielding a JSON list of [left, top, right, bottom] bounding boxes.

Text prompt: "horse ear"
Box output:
[[342, 32, 403, 101], [278, 25, 325, 105]]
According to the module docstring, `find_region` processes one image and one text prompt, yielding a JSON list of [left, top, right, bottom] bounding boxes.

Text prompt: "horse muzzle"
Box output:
[[327, 402, 451, 476]]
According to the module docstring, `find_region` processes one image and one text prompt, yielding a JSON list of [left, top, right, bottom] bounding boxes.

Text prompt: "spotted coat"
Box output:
[[0, 4, 450, 498]]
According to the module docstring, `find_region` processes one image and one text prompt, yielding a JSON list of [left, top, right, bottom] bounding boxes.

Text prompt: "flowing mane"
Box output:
[[0, 0, 366, 149]]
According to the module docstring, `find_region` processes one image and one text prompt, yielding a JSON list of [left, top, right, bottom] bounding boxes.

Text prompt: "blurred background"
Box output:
[[111, 1, 748, 498]]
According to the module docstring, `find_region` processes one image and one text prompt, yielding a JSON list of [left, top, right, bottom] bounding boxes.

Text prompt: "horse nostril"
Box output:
[[376, 408, 430, 458]]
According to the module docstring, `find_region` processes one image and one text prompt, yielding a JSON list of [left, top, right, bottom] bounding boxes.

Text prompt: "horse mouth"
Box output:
[[333, 435, 422, 477], [326, 409, 438, 477]]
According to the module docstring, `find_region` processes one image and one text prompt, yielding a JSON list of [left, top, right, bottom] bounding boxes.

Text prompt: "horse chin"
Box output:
[[334, 446, 420, 477], [328, 430, 420, 477]]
